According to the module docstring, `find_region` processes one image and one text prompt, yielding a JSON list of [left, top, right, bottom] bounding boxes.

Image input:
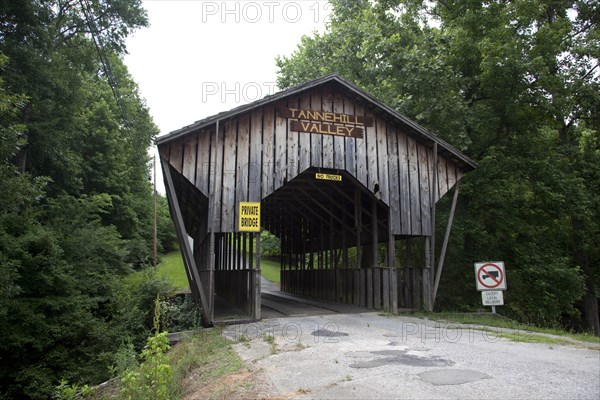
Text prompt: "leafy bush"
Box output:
[[160, 295, 202, 332], [260, 231, 281, 257], [120, 295, 174, 400]]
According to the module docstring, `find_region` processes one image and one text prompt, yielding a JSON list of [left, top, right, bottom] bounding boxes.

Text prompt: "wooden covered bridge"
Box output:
[[157, 75, 476, 325]]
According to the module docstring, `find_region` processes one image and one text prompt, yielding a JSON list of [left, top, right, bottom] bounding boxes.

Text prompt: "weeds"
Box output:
[[264, 334, 277, 354]]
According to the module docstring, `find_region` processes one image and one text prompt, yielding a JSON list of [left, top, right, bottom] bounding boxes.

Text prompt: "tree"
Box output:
[[276, 0, 600, 333], [0, 0, 172, 397]]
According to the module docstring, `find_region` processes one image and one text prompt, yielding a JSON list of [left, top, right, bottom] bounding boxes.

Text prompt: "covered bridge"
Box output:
[[157, 75, 476, 325]]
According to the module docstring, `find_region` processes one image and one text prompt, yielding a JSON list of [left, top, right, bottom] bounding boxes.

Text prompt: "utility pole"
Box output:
[[153, 154, 157, 267]]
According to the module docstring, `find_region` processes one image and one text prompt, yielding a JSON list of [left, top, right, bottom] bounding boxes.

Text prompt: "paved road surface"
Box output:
[[224, 312, 600, 399]]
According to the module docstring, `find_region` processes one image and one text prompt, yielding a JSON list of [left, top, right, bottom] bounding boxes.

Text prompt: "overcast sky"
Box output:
[[124, 0, 331, 191]]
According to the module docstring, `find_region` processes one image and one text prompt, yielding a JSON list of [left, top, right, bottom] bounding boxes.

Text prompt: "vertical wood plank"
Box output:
[[438, 155, 449, 199], [418, 143, 431, 236], [436, 152, 444, 200], [182, 134, 197, 184], [366, 268, 373, 309], [158, 143, 169, 159], [286, 97, 299, 182], [196, 130, 211, 196], [310, 88, 322, 168], [343, 96, 356, 177], [254, 232, 261, 320], [274, 101, 287, 191], [249, 108, 263, 201], [169, 140, 183, 173], [383, 269, 390, 312], [212, 124, 224, 232], [398, 132, 411, 235], [374, 268, 382, 310], [391, 268, 398, 313], [387, 127, 401, 234], [366, 115, 378, 192], [454, 165, 464, 185], [355, 103, 368, 188], [333, 96, 345, 170], [298, 93, 311, 173], [355, 270, 361, 307], [376, 119, 389, 204], [321, 89, 334, 168], [423, 237, 432, 311], [236, 114, 250, 205], [221, 120, 237, 232], [407, 136, 421, 236], [447, 158, 457, 190], [261, 106, 275, 198]]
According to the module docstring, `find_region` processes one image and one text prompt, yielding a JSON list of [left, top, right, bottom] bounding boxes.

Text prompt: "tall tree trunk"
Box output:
[[572, 217, 600, 336], [16, 103, 32, 174]]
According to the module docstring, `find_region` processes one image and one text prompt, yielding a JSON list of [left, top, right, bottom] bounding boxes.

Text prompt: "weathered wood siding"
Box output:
[[161, 86, 463, 236]]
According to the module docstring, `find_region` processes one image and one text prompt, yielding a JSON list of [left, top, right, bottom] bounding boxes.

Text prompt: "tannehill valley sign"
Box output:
[[277, 107, 372, 139]]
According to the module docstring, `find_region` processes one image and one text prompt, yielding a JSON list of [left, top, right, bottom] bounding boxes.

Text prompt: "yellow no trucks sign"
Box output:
[[315, 173, 342, 182], [239, 202, 260, 232]]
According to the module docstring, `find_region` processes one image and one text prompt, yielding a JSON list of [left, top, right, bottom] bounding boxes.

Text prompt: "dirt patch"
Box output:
[[183, 368, 272, 400]]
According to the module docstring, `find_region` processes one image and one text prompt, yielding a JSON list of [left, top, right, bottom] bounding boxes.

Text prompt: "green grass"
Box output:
[[413, 312, 600, 345], [167, 327, 256, 399], [95, 327, 247, 399], [260, 257, 281, 283], [157, 250, 189, 291], [156, 248, 280, 288]]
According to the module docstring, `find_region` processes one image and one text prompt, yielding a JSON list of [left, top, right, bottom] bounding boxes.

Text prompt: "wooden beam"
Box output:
[[295, 186, 346, 226], [432, 179, 461, 309], [209, 120, 221, 232], [285, 199, 348, 237], [162, 157, 211, 323], [431, 142, 438, 292], [371, 197, 378, 268], [423, 237, 432, 312], [355, 187, 362, 268], [388, 214, 398, 313], [254, 231, 261, 320], [326, 181, 388, 232]]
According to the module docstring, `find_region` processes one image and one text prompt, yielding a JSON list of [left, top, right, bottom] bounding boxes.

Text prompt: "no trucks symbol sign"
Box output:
[[474, 261, 507, 291]]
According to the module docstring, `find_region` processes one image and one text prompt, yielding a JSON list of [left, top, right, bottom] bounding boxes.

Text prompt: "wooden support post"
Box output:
[[382, 268, 390, 312], [355, 188, 362, 268], [209, 232, 215, 321], [242, 232, 247, 268], [254, 231, 261, 320], [371, 197, 378, 309], [388, 215, 397, 313], [431, 142, 438, 293], [407, 238, 420, 309], [161, 157, 211, 324], [341, 213, 348, 302], [371, 198, 378, 268], [237, 232, 242, 270], [390, 267, 398, 313], [249, 232, 254, 269], [423, 237, 433, 311], [432, 179, 461, 309]]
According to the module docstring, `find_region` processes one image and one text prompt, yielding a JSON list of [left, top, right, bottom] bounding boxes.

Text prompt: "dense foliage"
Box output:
[[0, 0, 175, 398], [277, 0, 599, 333]]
